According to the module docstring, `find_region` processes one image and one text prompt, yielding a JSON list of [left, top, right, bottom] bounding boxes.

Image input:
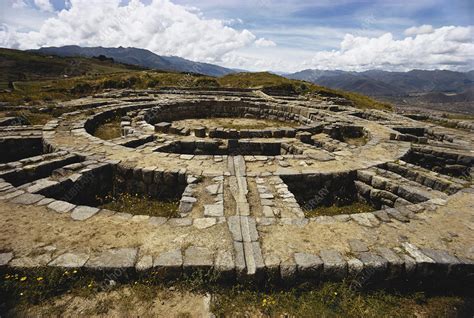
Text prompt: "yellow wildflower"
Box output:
[[20, 276, 27, 281], [37, 277, 44, 281]]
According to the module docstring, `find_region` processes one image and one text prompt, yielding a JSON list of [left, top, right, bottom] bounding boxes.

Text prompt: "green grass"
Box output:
[[1, 269, 472, 317], [0, 47, 140, 86], [304, 201, 376, 218], [218, 72, 393, 111], [97, 192, 179, 218], [211, 283, 471, 317]]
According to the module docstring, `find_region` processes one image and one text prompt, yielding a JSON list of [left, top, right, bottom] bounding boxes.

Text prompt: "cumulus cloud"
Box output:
[[306, 26, 474, 72], [1, 0, 271, 63], [404, 24, 434, 36], [11, 0, 27, 9], [33, 0, 54, 12], [254, 38, 276, 47]]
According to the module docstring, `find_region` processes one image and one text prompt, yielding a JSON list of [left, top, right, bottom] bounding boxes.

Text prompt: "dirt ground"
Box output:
[[172, 117, 298, 130], [0, 201, 232, 260], [14, 287, 210, 318], [260, 191, 474, 262]]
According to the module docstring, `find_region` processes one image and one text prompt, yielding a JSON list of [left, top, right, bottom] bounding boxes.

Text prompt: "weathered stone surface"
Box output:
[[153, 249, 182, 278], [320, 249, 347, 279], [0, 252, 14, 266], [294, 252, 323, 278], [10, 254, 52, 267], [214, 250, 235, 280], [36, 198, 55, 206], [184, 246, 213, 269], [149, 216, 167, 226], [168, 218, 192, 227], [348, 239, 369, 253], [49, 252, 89, 268], [233, 241, 246, 276], [204, 204, 224, 217], [347, 257, 364, 277], [376, 247, 404, 277], [71, 206, 99, 221], [48, 200, 76, 213], [0, 190, 25, 200], [228, 216, 243, 241], [10, 193, 44, 205], [264, 253, 280, 281], [136, 255, 153, 271], [86, 248, 138, 268], [193, 217, 217, 229], [280, 259, 297, 282], [357, 252, 388, 279]]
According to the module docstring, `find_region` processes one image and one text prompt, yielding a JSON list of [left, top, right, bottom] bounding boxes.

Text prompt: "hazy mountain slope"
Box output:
[[34, 46, 236, 77], [286, 69, 474, 98]]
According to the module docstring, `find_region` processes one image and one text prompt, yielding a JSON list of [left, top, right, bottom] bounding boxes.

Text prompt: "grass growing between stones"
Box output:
[[98, 192, 179, 218], [304, 201, 376, 218], [1, 269, 472, 317], [92, 117, 122, 140]]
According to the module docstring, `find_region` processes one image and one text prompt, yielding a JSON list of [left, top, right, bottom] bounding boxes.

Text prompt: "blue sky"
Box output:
[[1, 0, 473, 72]]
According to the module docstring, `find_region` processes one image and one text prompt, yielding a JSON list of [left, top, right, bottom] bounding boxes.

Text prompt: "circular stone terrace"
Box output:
[[0, 89, 473, 287]]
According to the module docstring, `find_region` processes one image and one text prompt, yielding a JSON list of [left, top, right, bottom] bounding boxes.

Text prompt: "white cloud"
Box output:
[[11, 0, 27, 9], [305, 26, 474, 72], [0, 24, 17, 48], [1, 0, 273, 64], [1, 1, 472, 73], [254, 38, 276, 48], [33, 0, 54, 12], [404, 24, 434, 36]]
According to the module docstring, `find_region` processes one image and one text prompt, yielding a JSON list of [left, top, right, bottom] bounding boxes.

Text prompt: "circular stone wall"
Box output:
[[0, 89, 473, 287]]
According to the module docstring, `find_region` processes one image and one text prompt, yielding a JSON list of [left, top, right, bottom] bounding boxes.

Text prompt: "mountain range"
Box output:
[[33, 46, 236, 77], [286, 69, 474, 102], [28, 46, 474, 105]]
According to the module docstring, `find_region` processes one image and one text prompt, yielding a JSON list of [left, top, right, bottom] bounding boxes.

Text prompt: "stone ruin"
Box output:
[[0, 88, 473, 288]]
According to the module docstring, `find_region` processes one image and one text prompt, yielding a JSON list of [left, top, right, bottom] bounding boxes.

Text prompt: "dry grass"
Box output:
[[92, 117, 122, 140], [97, 192, 179, 218], [304, 201, 376, 218]]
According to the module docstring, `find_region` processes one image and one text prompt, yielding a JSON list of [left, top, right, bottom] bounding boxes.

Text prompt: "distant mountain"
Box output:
[[33, 46, 236, 77], [286, 69, 474, 101]]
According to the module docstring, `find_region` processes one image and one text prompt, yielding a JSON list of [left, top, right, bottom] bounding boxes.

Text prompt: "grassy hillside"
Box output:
[[0, 48, 141, 89], [218, 72, 392, 111], [0, 49, 392, 111]]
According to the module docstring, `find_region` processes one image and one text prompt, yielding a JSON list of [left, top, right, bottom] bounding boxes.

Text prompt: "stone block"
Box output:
[[154, 122, 171, 133], [48, 200, 76, 213], [183, 246, 213, 272], [10, 193, 44, 205], [320, 249, 347, 279], [71, 206, 99, 221], [49, 252, 89, 268], [0, 252, 14, 266], [86, 248, 138, 269], [294, 252, 323, 279], [153, 249, 183, 279]]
